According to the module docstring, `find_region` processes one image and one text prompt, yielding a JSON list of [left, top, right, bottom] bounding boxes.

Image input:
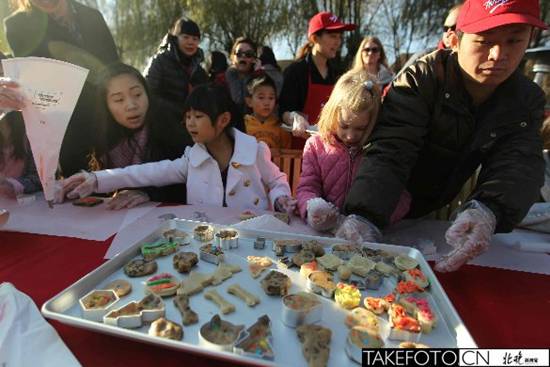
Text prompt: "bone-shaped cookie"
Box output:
[[227, 284, 260, 307], [204, 289, 235, 314], [173, 294, 198, 325]]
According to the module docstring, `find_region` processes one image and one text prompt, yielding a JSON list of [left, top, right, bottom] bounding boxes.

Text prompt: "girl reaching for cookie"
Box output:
[[296, 69, 410, 233], [58, 83, 296, 213]]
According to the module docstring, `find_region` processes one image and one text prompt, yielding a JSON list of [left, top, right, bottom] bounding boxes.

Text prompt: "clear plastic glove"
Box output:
[[306, 197, 341, 232], [63, 171, 98, 200], [274, 195, 297, 214], [107, 189, 149, 210], [435, 201, 496, 272], [0, 78, 25, 112], [335, 214, 382, 243], [289, 111, 310, 138]]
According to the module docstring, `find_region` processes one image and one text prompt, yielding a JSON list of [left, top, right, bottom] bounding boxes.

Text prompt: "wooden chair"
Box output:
[[270, 148, 303, 196]]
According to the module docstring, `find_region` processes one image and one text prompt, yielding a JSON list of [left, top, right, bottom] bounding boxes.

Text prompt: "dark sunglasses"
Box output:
[[363, 47, 380, 54], [444, 25, 456, 32], [236, 50, 255, 58]]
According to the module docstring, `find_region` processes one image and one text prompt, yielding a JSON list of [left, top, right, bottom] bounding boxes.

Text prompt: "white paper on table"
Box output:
[[1, 57, 88, 202], [0, 282, 80, 367], [104, 205, 320, 259], [0, 193, 159, 241]]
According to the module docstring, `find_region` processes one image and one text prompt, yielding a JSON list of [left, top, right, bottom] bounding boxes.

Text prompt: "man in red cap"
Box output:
[[340, 0, 548, 272], [279, 11, 355, 148]]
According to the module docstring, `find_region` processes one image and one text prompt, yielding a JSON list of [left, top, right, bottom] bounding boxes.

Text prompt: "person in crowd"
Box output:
[[244, 74, 291, 149], [88, 63, 190, 208], [258, 46, 283, 97], [296, 69, 410, 232], [207, 50, 228, 84], [4, 0, 119, 176], [338, 0, 548, 272], [439, 4, 463, 50], [279, 11, 355, 149], [59, 83, 297, 213], [351, 36, 394, 88], [225, 37, 258, 115], [540, 116, 550, 201], [144, 17, 208, 127], [0, 53, 40, 199]]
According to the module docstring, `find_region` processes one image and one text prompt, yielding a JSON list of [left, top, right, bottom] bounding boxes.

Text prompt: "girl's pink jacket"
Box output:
[[296, 134, 411, 223]]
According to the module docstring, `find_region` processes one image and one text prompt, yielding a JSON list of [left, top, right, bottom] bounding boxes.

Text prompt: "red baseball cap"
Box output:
[[307, 11, 356, 38], [457, 0, 548, 33]]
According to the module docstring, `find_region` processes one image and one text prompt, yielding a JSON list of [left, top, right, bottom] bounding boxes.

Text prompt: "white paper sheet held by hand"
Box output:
[[1, 57, 88, 203], [0, 282, 80, 367]]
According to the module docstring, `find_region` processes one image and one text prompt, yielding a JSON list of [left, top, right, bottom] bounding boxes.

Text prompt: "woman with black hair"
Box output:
[[89, 63, 190, 208], [258, 46, 283, 97], [144, 17, 209, 127]]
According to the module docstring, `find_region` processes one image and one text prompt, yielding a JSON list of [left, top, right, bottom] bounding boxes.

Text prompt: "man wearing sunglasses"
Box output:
[[225, 37, 258, 115], [340, 0, 547, 272], [439, 4, 462, 49]]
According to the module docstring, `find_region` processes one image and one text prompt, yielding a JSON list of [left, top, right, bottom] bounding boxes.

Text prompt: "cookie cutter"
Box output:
[[215, 228, 239, 250], [253, 236, 266, 250], [306, 271, 336, 298], [199, 243, 224, 265], [79, 289, 119, 322], [198, 315, 244, 352], [193, 224, 214, 242], [103, 294, 165, 328], [161, 229, 191, 246], [234, 315, 274, 360], [281, 292, 322, 328]]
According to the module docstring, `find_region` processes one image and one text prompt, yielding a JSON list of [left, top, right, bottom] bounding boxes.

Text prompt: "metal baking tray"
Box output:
[[42, 218, 476, 366]]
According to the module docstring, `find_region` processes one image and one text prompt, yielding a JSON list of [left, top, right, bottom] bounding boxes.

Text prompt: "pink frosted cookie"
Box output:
[[146, 273, 179, 297]]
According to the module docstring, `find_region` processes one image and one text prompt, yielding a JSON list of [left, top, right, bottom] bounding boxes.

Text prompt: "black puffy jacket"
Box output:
[[345, 49, 545, 233], [144, 35, 208, 125]]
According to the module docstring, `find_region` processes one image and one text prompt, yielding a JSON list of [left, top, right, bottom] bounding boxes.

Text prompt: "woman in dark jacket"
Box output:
[[144, 17, 208, 127], [4, 0, 119, 177]]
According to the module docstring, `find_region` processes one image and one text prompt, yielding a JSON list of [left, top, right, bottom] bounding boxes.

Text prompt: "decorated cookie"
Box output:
[[173, 251, 199, 273], [260, 270, 291, 296], [199, 243, 224, 265], [296, 324, 332, 367], [247, 256, 273, 278], [316, 253, 343, 272], [234, 315, 274, 360], [146, 273, 179, 297], [104, 279, 132, 297], [282, 292, 322, 328], [364, 296, 391, 315], [174, 294, 199, 325], [199, 314, 244, 352], [79, 289, 119, 322], [162, 228, 190, 245], [141, 239, 179, 261], [193, 224, 214, 242], [292, 250, 316, 267], [388, 303, 422, 341], [334, 283, 361, 309], [300, 261, 318, 278], [103, 294, 165, 328], [124, 258, 157, 277], [307, 271, 336, 298], [345, 307, 380, 331], [346, 326, 384, 363], [148, 317, 183, 340], [400, 297, 437, 333], [396, 280, 425, 295], [394, 254, 418, 271], [402, 268, 430, 289], [347, 255, 376, 277]]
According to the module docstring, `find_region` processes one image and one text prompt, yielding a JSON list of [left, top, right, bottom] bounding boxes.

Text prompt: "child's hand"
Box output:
[[306, 197, 340, 232], [289, 111, 310, 138], [64, 171, 98, 200], [0, 178, 16, 199], [274, 195, 297, 214], [435, 202, 496, 272], [107, 189, 149, 210], [0, 77, 25, 112]]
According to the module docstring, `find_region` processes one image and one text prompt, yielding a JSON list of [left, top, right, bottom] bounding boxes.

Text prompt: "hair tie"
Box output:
[[363, 80, 374, 90]]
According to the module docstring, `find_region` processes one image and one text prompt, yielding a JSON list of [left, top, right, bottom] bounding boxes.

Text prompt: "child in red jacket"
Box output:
[[296, 69, 410, 232]]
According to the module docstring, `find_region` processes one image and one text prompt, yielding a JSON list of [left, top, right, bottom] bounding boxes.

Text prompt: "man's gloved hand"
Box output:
[[435, 201, 496, 272], [274, 195, 297, 214], [335, 214, 382, 243], [63, 171, 98, 200], [306, 197, 341, 232], [289, 111, 310, 138], [0, 78, 25, 113], [107, 189, 149, 210]]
